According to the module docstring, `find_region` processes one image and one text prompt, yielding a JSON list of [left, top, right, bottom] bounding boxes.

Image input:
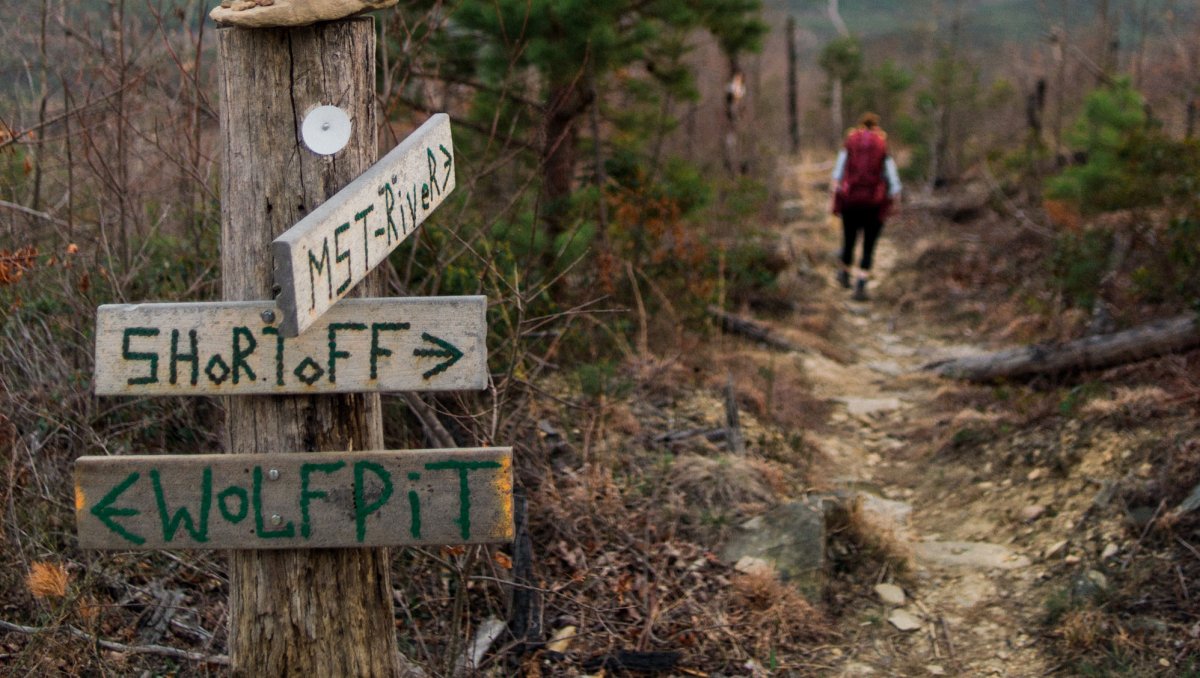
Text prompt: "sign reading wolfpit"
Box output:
[[94, 296, 485, 396], [273, 114, 455, 337], [75, 448, 513, 549]]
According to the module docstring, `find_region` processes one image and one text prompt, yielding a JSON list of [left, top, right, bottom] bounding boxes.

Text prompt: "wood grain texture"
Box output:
[[76, 448, 513, 549], [217, 20, 404, 677], [273, 114, 454, 337], [94, 296, 486, 395]]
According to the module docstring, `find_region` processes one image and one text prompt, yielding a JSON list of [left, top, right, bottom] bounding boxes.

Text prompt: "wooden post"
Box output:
[[217, 20, 402, 675]]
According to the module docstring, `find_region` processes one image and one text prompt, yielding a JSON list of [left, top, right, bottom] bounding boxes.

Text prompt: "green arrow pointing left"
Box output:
[[90, 471, 146, 545], [413, 332, 464, 379]]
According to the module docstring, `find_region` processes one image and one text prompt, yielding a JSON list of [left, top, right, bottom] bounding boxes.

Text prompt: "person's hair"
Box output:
[[858, 112, 880, 129]]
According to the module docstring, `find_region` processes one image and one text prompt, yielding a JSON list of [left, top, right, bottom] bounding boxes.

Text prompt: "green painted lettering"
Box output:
[[334, 222, 352, 295], [378, 182, 399, 242], [218, 485, 249, 524], [424, 460, 502, 541], [307, 239, 332, 310], [299, 461, 346, 539], [421, 182, 430, 210], [353, 461, 393, 543], [426, 147, 441, 198], [151, 467, 211, 543], [369, 322, 410, 380], [90, 471, 145, 545], [232, 326, 257, 384], [404, 187, 417, 226], [122, 327, 160, 385], [262, 326, 285, 386], [439, 144, 453, 192], [355, 205, 375, 273], [169, 329, 199, 386], [327, 322, 366, 383], [204, 354, 231, 384], [407, 472, 421, 539], [253, 467, 295, 539]]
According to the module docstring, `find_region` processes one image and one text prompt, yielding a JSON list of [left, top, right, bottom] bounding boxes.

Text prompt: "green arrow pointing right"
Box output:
[[413, 332, 464, 379]]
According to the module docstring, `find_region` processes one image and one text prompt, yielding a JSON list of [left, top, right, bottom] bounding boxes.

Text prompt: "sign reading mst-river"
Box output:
[[75, 448, 513, 549], [93, 296, 486, 395], [273, 113, 454, 337]]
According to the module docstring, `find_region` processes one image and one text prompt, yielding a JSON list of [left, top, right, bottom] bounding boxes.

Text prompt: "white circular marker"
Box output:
[[301, 105, 352, 155]]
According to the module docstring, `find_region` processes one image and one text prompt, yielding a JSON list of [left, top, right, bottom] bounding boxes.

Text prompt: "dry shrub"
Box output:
[[826, 496, 912, 582], [725, 572, 837, 656], [1056, 609, 1110, 652], [26, 561, 69, 601], [1043, 199, 1082, 232], [669, 454, 782, 511], [1079, 386, 1173, 421]]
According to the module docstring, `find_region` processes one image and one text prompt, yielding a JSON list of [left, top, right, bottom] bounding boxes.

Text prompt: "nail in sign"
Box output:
[[273, 114, 455, 337]]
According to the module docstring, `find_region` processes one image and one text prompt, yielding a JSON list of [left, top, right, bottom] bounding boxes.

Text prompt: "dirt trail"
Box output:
[[780, 162, 1054, 676]]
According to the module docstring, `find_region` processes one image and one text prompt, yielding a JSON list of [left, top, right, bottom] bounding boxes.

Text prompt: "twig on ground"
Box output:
[[0, 618, 229, 665]]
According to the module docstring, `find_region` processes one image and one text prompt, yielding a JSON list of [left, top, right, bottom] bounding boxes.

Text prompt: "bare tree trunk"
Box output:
[[218, 20, 405, 677], [827, 0, 848, 147], [542, 83, 585, 269], [787, 16, 800, 155], [831, 78, 844, 146]]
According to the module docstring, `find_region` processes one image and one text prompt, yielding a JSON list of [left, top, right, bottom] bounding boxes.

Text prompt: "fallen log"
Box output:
[[927, 313, 1200, 381], [708, 305, 803, 352]]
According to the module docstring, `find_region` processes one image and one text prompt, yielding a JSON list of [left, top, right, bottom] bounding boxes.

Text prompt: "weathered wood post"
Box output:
[[217, 20, 400, 675]]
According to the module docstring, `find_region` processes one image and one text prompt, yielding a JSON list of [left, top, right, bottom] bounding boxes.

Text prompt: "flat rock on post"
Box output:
[[211, 0, 399, 27]]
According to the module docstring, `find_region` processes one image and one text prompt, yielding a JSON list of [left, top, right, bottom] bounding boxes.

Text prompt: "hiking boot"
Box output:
[[852, 278, 869, 301], [836, 269, 851, 288]]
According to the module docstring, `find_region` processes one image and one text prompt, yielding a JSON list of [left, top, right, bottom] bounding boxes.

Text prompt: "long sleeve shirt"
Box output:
[[832, 150, 902, 197]]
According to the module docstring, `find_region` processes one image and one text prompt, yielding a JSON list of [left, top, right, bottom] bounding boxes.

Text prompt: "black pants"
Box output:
[[840, 206, 884, 271]]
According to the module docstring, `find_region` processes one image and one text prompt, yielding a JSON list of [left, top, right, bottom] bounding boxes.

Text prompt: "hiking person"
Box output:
[[831, 112, 902, 301]]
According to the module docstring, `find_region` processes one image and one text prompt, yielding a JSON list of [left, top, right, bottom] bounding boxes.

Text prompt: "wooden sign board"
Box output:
[[273, 114, 455, 337], [94, 296, 486, 396], [75, 448, 512, 550]]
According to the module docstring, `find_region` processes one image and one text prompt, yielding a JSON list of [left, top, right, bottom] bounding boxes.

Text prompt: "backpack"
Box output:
[[836, 129, 888, 212]]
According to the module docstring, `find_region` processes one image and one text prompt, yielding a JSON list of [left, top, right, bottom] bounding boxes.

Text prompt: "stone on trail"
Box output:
[[874, 583, 906, 606], [721, 499, 825, 598], [1101, 542, 1120, 560], [840, 396, 903, 417], [1019, 504, 1046, 522], [211, 0, 398, 27], [914, 540, 1031, 570], [1043, 540, 1068, 560], [733, 556, 774, 578], [887, 608, 923, 631]]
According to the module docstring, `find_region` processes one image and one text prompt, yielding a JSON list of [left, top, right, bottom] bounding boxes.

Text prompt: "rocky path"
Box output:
[[780, 163, 1054, 676]]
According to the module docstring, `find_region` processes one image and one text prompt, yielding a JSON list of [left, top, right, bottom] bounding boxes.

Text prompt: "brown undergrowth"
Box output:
[[884, 199, 1200, 676]]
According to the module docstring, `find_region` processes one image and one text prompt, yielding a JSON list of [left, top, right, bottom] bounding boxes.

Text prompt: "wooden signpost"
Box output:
[[94, 296, 486, 395], [78, 17, 511, 677], [272, 113, 454, 337], [76, 448, 513, 549]]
